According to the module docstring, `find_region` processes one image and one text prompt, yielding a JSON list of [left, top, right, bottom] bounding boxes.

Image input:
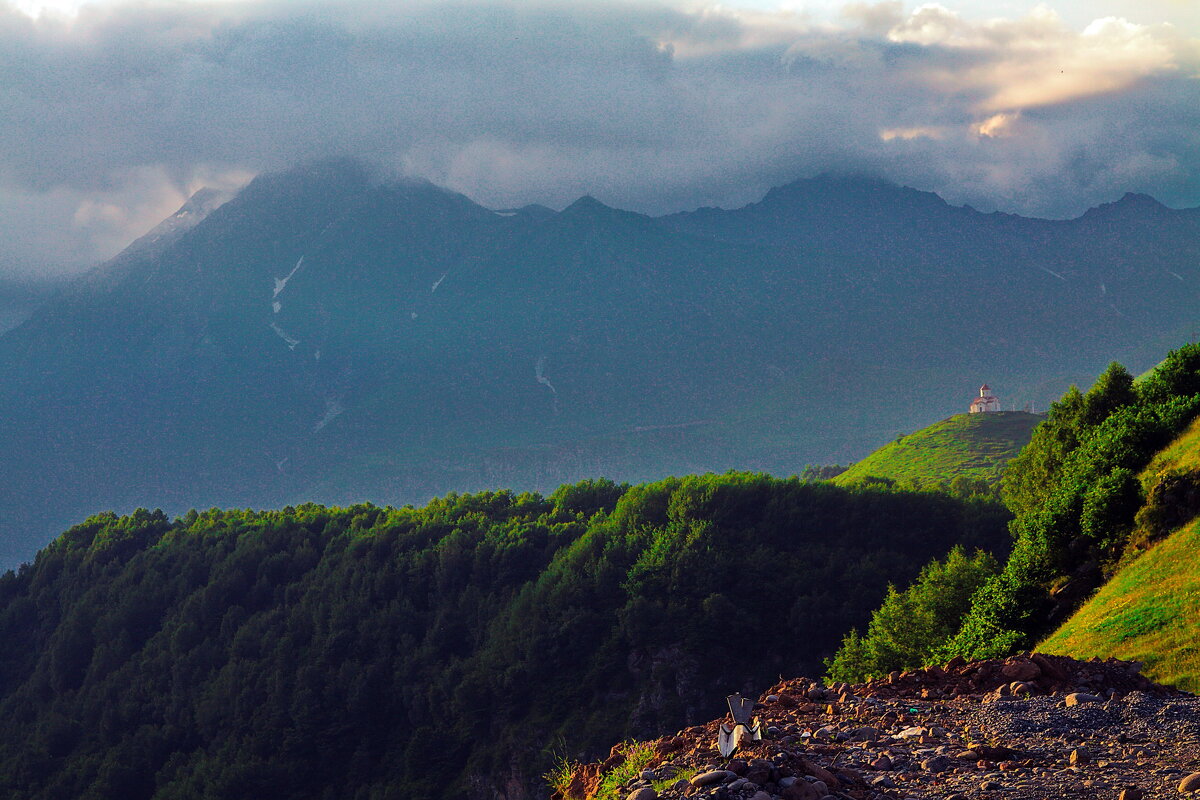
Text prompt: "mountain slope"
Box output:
[[1, 161, 1199, 565], [1039, 517, 1200, 691], [1039, 414, 1200, 690], [833, 411, 1044, 489]]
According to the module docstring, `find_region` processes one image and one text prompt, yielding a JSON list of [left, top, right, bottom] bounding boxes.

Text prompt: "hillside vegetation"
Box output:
[[834, 411, 1043, 492], [1039, 414, 1200, 690], [0, 473, 1008, 800], [828, 343, 1200, 682], [1039, 518, 1200, 690]]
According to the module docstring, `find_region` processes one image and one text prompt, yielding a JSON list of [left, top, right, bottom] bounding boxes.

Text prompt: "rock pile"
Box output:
[[554, 654, 1199, 800], [849, 653, 1180, 703]]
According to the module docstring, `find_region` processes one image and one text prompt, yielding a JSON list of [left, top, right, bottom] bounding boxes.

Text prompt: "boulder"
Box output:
[[798, 757, 839, 787], [1001, 660, 1042, 682], [921, 756, 955, 773], [781, 781, 821, 800], [690, 770, 735, 788]]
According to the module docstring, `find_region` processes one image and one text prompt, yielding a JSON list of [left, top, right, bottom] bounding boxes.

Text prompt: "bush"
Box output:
[[824, 546, 998, 682]]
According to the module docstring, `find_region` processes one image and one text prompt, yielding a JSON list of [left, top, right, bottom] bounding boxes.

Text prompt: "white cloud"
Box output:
[[0, 0, 1196, 276]]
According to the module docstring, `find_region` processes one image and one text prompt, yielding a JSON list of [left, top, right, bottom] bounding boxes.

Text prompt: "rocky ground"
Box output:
[[557, 654, 1200, 800]]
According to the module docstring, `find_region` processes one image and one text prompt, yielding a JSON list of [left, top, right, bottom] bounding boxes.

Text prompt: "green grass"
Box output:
[[593, 742, 657, 800], [1040, 414, 1200, 692], [544, 755, 580, 799], [833, 411, 1043, 488], [1138, 414, 1200, 489], [1039, 517, 1200, 691]]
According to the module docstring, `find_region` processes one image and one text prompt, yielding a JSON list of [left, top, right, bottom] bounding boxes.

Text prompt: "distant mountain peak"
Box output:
[[759, 174, 950, 214], [563, 194, 614, 214], [1081, 191, 1170, 221], [558, 194, 649, 226]]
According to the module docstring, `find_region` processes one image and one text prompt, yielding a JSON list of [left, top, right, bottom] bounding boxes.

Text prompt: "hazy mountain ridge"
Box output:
[[0, 161, 1198, 565]]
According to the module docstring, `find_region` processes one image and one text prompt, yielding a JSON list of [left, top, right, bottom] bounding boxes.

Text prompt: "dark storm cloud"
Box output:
[[0, 0, 1197, 275]]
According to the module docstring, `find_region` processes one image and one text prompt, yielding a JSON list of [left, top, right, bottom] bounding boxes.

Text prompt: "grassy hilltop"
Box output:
[[834, 411, 1044, 490]]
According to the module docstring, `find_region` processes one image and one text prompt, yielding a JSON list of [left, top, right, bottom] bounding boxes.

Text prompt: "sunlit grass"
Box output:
[[834, 411, 1042, 487], [1139, 415, 1200, 488], [1040, 517, 1200, 692]]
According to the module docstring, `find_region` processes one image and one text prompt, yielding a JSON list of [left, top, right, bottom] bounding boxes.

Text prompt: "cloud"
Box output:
[[0, 0, 1197, 276]]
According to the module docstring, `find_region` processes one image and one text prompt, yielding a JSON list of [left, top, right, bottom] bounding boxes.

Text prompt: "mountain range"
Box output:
[[1, 159, 1199, 566]]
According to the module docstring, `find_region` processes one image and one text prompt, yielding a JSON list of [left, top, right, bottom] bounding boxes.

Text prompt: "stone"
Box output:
[[974, 745, 1020, 761], [1065, 692, 1102, 706], [1180, 772, 1200, 792], [813, 725, 836, 741], [921, 755, 955, 773], [781, 781, 821, 800], [870, 755, 893, 771], [749, 793, 772, 800], [1069, 748, 1090, 766], [765, 694, 779, 703], [850, 726, 879, 742], [744, 765, 771, 786], [627, 789, 657, 800], [798, 758, 838, 788], [1118, 789, 1144, 800], [691, 770, 735, 788], [1001, 660, 1042, 681], [837, 767, 863, 785]]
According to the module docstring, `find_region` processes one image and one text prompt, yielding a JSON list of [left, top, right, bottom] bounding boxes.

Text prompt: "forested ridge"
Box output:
[[0, 473, 1008, 800]]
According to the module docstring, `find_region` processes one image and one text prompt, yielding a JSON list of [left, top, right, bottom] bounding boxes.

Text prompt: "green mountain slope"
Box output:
[[1038, 518, 1200, 691], [1039, 414, 1200, 690], [833, 411, 1043, 489]]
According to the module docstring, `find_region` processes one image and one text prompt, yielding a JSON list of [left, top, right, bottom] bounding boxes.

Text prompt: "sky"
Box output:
[[1, 0, 1198, 278]]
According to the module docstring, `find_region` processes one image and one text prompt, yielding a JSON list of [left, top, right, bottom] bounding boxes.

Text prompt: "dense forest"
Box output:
[[0, 473, 1008, 800], [828, 343, 1200, 681]]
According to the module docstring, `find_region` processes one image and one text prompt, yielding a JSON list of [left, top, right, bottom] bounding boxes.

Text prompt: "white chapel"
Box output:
[[969, 384, 1001, 414]]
